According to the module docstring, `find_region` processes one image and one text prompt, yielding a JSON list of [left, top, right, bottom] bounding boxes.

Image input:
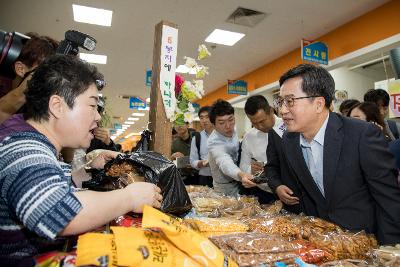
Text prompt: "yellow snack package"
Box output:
[[142, 205, 238, 267], [76, 233, 117, 267], [111, 226, 201, 267]]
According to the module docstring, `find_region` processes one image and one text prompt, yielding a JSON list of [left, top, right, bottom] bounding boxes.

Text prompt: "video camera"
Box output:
[[0, 29, 97, 78]]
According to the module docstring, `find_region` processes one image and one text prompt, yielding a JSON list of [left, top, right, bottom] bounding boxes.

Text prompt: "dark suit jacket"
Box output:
[[282, 112, 400, 244], [265, 128, 302, 214]]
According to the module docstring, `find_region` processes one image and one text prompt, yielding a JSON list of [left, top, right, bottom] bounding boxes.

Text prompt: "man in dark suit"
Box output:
[[275, 63, 400, 245], [265, 127, 303, 214]]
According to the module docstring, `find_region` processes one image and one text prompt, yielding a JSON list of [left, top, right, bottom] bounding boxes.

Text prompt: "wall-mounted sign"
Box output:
[[388, 79, 400, 118], [146, 69, 152, 87], [228, 80, 248, 95], [114, 123, 122, 129], [129, 97, 147, 109], [301, 39, 329, 65]]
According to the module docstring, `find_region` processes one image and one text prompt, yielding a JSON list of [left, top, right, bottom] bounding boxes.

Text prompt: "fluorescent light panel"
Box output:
[[72, 4, 113, 27], [124, 121, 135, 124], [205, 29, 245, 46], [132, 113, 145, 117], [127, 117, 140, 121], [79, 53, 107, 64]]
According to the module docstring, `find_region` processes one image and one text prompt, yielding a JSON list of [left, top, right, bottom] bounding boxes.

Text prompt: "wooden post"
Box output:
[[149, 21, 178, 157]]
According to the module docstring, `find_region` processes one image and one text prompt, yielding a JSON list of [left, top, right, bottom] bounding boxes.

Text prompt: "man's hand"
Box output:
[[276, 185, 299, 205], [93, 127, 111, 145], [250, 162, 264, 175], [171, 152, 184, 160], [89, 150, 120, 169], [239, 171, 256, 188], [125, 182, 163, 212], [197, 159, 209, 168]]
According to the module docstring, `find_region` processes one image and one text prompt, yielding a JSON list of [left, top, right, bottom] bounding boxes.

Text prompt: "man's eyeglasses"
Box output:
[[273, 95, 321, 109]]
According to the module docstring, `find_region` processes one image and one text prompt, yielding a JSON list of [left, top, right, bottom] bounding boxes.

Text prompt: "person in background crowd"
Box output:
[[207, 99, 253, 196], [190, 106, 214, 187], [364, 89, 400, 139], [0, 55, 162, 266], [348, 101, 391, 141], [276, 63, 400, 245], [86, 97, 118, 153], [0, 32, 58, 124], [338, 99, 360, 116], [240, 95, 278, 204], [171, 123, 198, 184]]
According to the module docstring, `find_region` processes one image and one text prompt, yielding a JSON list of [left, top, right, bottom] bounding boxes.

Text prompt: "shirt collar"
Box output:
[[300, 113, 329, 147]]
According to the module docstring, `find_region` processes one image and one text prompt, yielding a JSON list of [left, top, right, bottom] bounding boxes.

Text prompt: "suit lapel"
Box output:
[[283, 132, 326, 204], [323, 113, 344, 206]]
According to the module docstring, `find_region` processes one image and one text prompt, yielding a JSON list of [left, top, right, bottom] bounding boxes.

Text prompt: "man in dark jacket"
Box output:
[[275, 63, 400, 244]]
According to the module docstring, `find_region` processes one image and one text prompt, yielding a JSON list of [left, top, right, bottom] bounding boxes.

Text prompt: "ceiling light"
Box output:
[[146, 98, 150, 103], [79, 53, 107, 64], [132, 113, 145, 117], [124, 121, 135, 124], [111, 136, 116, 140], [128, 117, 140, 121], [205, 29, 245, 46], [72, 4, 113, 27], [138, 106, 150, 111]]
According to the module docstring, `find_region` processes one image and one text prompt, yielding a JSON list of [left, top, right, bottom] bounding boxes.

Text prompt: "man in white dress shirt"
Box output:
[[240, 95, 283, 203]]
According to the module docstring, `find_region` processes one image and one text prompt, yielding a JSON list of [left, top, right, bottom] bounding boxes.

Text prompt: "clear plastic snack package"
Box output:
[[210, 232, 301, 267], [371, 244, 400, 267]]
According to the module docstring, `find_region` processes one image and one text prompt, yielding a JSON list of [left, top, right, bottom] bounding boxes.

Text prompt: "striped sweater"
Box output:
[[0, 126, 82, 266]]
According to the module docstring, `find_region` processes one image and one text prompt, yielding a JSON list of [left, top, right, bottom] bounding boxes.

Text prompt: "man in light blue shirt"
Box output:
[[190, 106, 214, 187], [300, 114, 329, 196], [207, 100, 253, 196]]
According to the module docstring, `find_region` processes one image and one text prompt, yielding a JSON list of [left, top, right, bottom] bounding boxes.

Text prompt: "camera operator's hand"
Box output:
[[93, 127, 111, 145], [124, 182, 163, 212], [0, 71, 33, 124]]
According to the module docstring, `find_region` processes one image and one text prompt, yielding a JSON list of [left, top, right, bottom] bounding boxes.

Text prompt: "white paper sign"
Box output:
[[159, 25, 178, 120]]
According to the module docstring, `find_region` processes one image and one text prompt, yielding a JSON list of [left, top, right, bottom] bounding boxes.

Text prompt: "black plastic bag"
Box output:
[[83, 151, 192, 215], [133, 129, 151, 152]]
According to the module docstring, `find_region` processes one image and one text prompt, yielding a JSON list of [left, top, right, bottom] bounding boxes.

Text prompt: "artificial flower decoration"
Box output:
[[173, 44, 211, 125], [198, 44, 211, 60]]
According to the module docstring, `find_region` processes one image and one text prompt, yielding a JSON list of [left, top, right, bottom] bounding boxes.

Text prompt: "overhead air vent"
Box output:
[[226, 7, 267, 28]]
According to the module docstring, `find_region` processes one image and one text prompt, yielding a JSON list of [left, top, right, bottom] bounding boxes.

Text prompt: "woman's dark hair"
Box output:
[[24, 54, 104, 121], [364, 89, 390, 107], [339, 99, 360, 116], [279, 64, 335, 108], [244, 95, 272, 115], [348, 101, 388, 136], [209, 99, 234, 124]]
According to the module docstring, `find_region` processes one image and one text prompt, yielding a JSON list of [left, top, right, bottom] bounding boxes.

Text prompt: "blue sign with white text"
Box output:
[[302, 41, 328, 65], [146, 69, 152, 86], [109, 129, 116, 135], [114, 123, 122, 130], [129, 97, 146, 109], [228, 80, 248, 95]]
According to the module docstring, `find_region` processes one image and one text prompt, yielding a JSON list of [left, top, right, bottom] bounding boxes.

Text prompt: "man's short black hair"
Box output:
[[244, 95, 272, 115], [339, 99, 360, 115], [279, 64, 335, 108], [364, 89, 389, 107], [24, 54, 104, 121], [198, 105, 211, 117], [209, 99, 234, 124]]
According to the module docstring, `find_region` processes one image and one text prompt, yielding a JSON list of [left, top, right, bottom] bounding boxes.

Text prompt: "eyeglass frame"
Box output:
[[273, 95, 322, 109]]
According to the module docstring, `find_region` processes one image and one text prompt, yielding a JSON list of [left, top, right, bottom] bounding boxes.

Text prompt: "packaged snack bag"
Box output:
[[142, 205, 238, 267], [111, 226, 201, 267], [76, 233, 117, 266]]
